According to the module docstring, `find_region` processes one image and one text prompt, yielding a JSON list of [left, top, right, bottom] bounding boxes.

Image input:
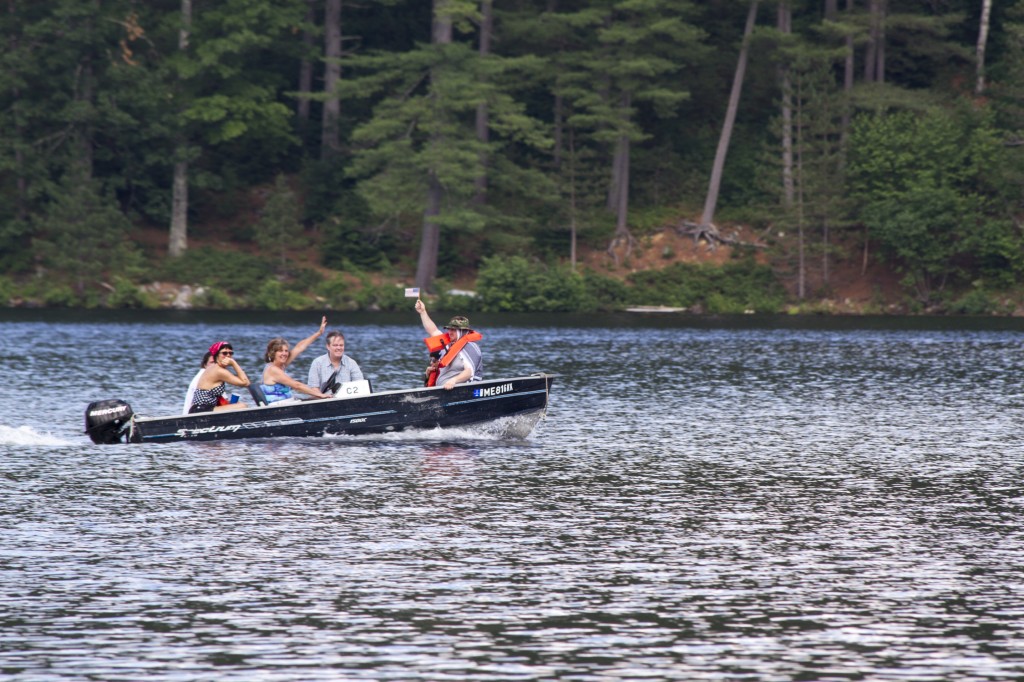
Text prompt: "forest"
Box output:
[[1, 0, 1023, 315]]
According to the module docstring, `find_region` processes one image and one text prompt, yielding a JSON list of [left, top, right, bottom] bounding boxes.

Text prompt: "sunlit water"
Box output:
[[2, 310, 1024, 680]]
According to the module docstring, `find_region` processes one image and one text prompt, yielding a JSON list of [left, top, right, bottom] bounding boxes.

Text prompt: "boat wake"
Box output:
[[321, 411, 545, 443], [0, 424, 77, 447]]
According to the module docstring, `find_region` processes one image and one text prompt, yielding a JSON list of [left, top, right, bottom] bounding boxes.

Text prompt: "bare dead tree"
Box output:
[[693, 0, 759, 244], [321, 0, 342, 159], [169, 0, 192, 258], [976, 0, 993, 94]]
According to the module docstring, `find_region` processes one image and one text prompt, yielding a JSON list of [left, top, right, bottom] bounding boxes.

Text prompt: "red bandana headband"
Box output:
[[209, 341, 230, 356]]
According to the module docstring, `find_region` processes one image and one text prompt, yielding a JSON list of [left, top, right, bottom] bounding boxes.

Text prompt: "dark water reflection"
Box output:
[[2, 310, 1024, 680]]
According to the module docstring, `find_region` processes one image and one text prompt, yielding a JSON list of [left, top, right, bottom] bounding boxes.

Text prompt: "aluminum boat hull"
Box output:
[[119, 374, 554, 443]]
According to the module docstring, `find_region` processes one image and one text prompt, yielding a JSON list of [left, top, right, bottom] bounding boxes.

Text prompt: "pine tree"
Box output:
[[547, 0, 705, 264], [255, 174, 306, 273], [342, 0, 551, 292]]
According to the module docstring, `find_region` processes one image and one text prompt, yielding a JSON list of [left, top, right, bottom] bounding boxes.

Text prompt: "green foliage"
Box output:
[[0, 275, 14, 305], [476, 255, 595, 312], [474, 255, 783, 313], [250, 280, 310, 311], [253, 174, 305, 271], [432, 287, 482, 313], [626, 260, 787, 313], [107, 277, 159, 309], [318, 189, 394, 271], [341, 9, 555, 290], [193, 287, 235, 310], [947, 286, 1000, 316], [358, 282, 409, 312], [848, 107, 1024, 302], [315, 275, 360, 311], [30, 168, 140, 295], [581, 270, 630, 308], [155, 247, 275, 294], [21, 278, 81, 308], [0, 219, 32, 274], [5, 0, 1024, 315]]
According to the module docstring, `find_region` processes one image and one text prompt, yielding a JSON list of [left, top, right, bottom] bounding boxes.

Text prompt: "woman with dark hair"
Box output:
[[182, 351, 215, 414], [188, 341, 250, 414], [260, 316, 331, 403]]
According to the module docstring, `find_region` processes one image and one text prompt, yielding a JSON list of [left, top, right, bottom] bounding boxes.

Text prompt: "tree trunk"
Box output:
[[169, 0, 192, 259], [699, 0, 759, 231], [415, 0, 453, 292], [863, 0, 877, 82], [822, 216, 830, 286], [473, 0, 493, 205], [297, 0, 315, 121], [77, 0, 99, 179], [796, 74, 805, 299], [568, 127, 577, 271], [553, 93, 564, 167], [549, 0, 563, 167], [607, 90, 636, 265], [8, 0, 26, 219], [840, 0, 854, 164], [864, 0, 885, 83], [876, 0, 886, 84], [321, 0, 342, 159], [608, 129, 625, 214], [779, 2, 793, 209], [417, 173, 443, 291], [976, 0, 992, 94], [614, 133, 630, 237]]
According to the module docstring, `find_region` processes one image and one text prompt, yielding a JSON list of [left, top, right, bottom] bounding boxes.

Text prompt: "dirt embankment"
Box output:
[[579, 222, 905, 314]]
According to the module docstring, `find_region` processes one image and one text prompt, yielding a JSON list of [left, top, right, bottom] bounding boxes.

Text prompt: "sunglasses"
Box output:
[[219, 350, 234, 356]]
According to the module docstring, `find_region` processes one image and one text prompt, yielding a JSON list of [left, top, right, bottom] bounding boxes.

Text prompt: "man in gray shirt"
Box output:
[[303, 330, 363, 398]]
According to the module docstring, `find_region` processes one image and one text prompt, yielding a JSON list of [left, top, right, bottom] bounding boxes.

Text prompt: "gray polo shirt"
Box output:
[[303, 353, 364, 398]]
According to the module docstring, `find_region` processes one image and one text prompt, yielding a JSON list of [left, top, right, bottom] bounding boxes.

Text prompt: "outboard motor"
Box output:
[[84, 399, 134, 444]]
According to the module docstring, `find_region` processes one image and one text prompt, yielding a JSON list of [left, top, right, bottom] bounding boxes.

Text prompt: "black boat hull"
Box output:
[[112, 374, 554, 444]]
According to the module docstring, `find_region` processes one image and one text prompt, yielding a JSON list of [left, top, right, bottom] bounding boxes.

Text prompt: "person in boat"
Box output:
[[188, 341, 251, 414], [414, 299, 483, 390], [260, 316, 331, 403], [182, 351, 215, 414], [302, 329, 363, 399]]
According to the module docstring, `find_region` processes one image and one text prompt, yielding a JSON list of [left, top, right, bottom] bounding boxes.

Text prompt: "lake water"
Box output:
[[2, 309, 1024, 681]]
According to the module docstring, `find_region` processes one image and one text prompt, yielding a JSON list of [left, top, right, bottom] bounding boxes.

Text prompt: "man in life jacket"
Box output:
[[415, 298, 483, 390]]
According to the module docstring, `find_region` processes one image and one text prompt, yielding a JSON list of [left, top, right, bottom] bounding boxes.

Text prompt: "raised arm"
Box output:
[[288, 316, 327, 366], [415, 299, 441, 336]]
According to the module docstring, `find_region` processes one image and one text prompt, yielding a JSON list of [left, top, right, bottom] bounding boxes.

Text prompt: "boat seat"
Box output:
[[248, 384, 268, 406]]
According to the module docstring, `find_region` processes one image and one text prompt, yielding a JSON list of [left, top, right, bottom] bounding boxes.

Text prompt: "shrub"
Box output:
[[253, 174, 305, 272], [0, 275, 14, 305], [626, 260, 786, 313], [355, 282, 407, 311], [156, 248, 273, 294], [193, 287, 234, 309], [315, 275, 360, 311], [28, 280, 79, 307], [948, 287, 997, 315], [107, 277, 159, 309], [581, 270, 629, 309], [476, 256, 594, 312], [250, 280, 311, 310]]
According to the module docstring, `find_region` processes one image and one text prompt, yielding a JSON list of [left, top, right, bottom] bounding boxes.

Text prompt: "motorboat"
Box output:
[[85, 374, 555, 444]]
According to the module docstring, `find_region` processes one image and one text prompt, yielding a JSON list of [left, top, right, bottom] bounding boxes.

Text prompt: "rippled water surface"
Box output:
[[3, 310, 1024, 681]]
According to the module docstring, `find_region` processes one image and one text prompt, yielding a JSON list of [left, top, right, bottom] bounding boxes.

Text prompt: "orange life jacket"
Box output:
[[423, 331, 483, 386]]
